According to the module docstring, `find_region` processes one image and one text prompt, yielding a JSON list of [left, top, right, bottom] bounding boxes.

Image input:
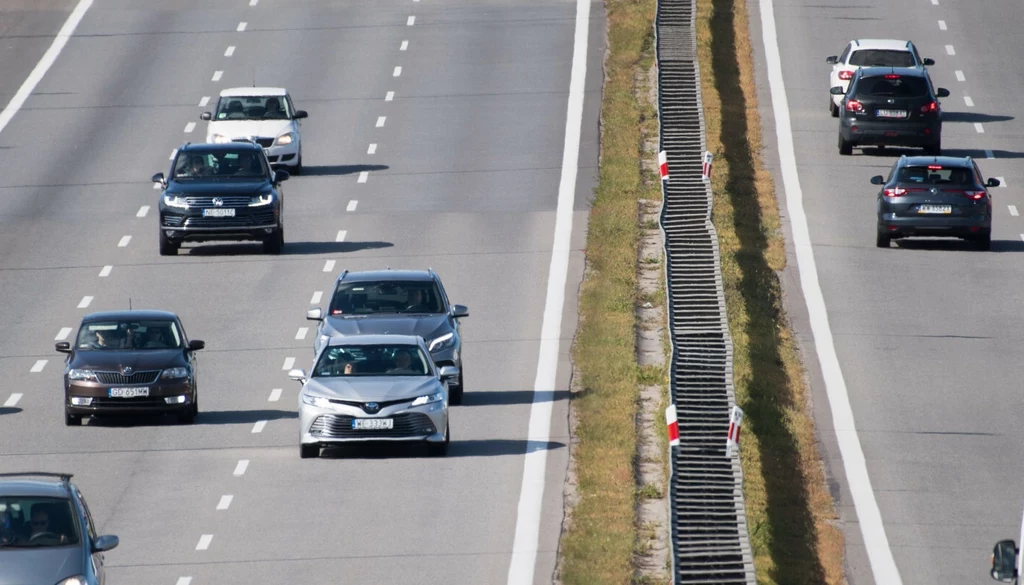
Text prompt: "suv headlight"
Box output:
[[428, 332, 455, 352], [249, 193, 274, 206], [411, 391, 444, 407], [161, 366, 190, 380], [67, 369, 98, 382], [275, 132, 295, 146], [301, 393, 331, 408], [209, 134, 230, 144], [163, 195, 189, 209], [57, 577, 86, 585]]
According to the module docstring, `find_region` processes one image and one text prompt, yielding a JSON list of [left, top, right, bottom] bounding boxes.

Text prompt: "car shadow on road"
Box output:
[[298, 164, 389, 177], [85, 409, 296, 427], [181, 240, 394, 256], [460, 389, 570, 407], [939, 148, 1024, 160], [855, 146, 1024, 160], [941, 112, 1014, 124], [318, 438, 566, 460], [0, 407, 22, 416], [894, 238, 1024, 252]]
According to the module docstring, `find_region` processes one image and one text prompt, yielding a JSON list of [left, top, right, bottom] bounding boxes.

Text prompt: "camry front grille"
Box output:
[[95, 371, 161, 385], [309, 413, 436, 439]]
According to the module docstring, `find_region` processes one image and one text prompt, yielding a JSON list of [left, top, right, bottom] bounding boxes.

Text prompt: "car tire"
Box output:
[[829, 98, 838, 118], [875, 232, 891, 248], [264, 228, 283, 255], [838, 135, 853, 156], [300, 443, 319, 459], [975, 229, 992, 251], [449, 370, 464, 406], [64, 410, 81, 426], [159, 231, 178, 256], [292, 153, 302, 175], [427, 423, 450, 457], [925, 139, 941, 156]]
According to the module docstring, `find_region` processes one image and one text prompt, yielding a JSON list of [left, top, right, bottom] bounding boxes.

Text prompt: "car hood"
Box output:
[[70, 349, 186, 371], [321, 315, 449, 341], [304, 376, 438, 402], [206, 119, 293, 140], [0, 546, 80, 584], [165, 179, 272, 196]]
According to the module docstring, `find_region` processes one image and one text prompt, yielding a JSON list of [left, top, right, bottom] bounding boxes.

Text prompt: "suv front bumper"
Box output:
[[160, 207, 279, 242]]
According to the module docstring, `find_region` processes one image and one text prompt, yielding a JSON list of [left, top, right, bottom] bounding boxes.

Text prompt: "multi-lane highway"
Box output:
[[0, 0, 604, 583], [753, 0, 1024, 584]]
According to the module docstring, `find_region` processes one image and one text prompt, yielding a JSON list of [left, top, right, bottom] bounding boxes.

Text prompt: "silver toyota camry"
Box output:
[[289, 334, 457, 458]]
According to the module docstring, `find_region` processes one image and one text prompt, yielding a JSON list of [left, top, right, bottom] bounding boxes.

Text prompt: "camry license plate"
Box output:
[[918, 205, 952, 214], [202, 208, 235, 217], [109, 387, 149, 398], [876, 109, 907, 118], [353, 418, 394, 430]]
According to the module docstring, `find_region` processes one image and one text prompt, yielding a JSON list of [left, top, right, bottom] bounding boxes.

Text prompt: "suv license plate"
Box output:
[[202, 208, 235, 217], [109, 387, 150, 398], [353, 418, 394, 430], [876, 109, 907, 118], [918, 205, 952, 214]]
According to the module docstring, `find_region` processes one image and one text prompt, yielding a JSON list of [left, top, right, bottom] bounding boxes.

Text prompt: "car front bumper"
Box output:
[[160, 207, 280, 242], [66, 379, 195, 416], [840, 118, 940, 147], [298, 399, 448, 446]]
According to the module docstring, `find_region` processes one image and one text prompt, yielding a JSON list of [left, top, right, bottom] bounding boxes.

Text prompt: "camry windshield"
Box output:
[[76, 320, 182, 350], [313, 344, 431, 377], [173, 150, 267, 179], [328, 281, 444, 316], [896, 165, 974, 185], [214, 95, 291, 121], [848, 49, 916, 67], [0, 497, 80, 548]]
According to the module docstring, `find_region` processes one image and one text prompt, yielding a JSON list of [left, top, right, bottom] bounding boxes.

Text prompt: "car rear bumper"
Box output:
[[841, 119, 940, 146], [878, 214, 990, 236], [66, 381, 195, 415]]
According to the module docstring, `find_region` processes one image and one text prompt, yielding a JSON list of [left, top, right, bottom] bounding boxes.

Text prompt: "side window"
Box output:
[[839, 43, 852, 64], [910, 44, 923, 65], [434, 278, 451, 310], [75, 491, 97, 541], [973, 163, 984, 185]]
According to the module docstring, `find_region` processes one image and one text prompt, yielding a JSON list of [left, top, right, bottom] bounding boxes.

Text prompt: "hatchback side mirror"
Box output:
[[306, 308, 324, 321], [200, 112, 212, 121], [188, 339, 205, 351], [988, 178, 1002, 187], [992, 539, 1018, 582], [93, 534, 119, 553], [55, 341, 71, 354], [829, 86, 845, 95], [294, 110, 308, 119], [825, 55, 838, 64], [452, 304, 469, 318], [923, 57, 935, 66], [288, 368, 307, 383], [870, 175, 885, 185], [936, 88, 950, 98]]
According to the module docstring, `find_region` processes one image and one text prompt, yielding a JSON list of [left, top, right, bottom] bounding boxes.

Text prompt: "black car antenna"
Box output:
[[252, 67, 256, 87], [129, 297, 132, 310]]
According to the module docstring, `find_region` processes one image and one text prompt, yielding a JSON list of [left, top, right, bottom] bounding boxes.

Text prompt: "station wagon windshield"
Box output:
[[76, 320, 183, 350]]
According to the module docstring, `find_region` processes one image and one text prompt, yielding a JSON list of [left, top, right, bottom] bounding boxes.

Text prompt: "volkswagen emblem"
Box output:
[[212, 197, 224, 207], [364, 402, 380, 414], [887, 98, 895, 104], [121, 366, 133, 376]]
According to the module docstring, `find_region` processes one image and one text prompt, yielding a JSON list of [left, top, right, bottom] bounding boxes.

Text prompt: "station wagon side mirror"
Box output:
[[200, 112, 212, 121], [151, 172, 166, 187], [991, 539, 1018, 582], [829, 86, 845, 95], [306, 308, 324, 321], [188, 339, 205, 351], [936, 88, 950, 98], [293, 110, 308, 119], [452, 304, 469, 318], [288, 368, 307, 383], [273, 170, 289, 183], [439, 366, 460, 380], [923, 57, 935, 66], [93, 534, 119, 553], [825, 55, 838, 64], [870, 175, 885, 185], [55, 341, 71, 354], [988, 178, 1002, 187]]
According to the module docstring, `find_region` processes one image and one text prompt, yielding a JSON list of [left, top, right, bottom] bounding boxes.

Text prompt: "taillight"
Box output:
[[920, 101, 938, 113], [963, 190, 986, 200], [845, 99, 864, 113], [838, 70, 854, 80], [883, 187, 907, 197]]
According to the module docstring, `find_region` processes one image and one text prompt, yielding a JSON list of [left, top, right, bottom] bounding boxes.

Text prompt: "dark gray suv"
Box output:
[[0, 472, 118, 585], [306, 269, 469, 404]]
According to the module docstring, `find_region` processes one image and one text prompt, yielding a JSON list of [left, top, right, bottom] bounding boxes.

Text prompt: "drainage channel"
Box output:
[[655, 0, 757, 583]]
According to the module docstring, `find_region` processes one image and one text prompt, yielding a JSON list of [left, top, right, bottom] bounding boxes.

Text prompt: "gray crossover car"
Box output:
[[289, 334, 459, 458], [306, 269, 469, 404], [0, 472, 118, 585]]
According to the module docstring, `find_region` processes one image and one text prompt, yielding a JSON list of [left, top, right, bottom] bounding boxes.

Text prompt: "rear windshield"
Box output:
[[855, 76, 929, 98], [896, 166, 975, 185], [848, 49, 916, 67]]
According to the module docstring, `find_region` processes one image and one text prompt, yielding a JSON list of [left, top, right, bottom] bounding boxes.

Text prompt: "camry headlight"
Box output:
[[57, 577, 86, 585], [163, 195, 189, 209], [301, 393, 331, 408], [275, 132, 295, 146], [209, 134, 230, 144], [161, 366, 190, 379], [428, 332, 455, 352], [411, 391, 444, 407], [249, 193, 274, 206], [67, 369, 98, 382]]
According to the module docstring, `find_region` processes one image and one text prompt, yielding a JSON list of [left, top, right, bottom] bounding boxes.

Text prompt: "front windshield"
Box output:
[[173, 149, 268, 179], [313, 344, 431, 377], [0, 497, 80, 548], [214, 95, 291, 121], [328, 281, 444, 316], [76, 320, 182, 351]]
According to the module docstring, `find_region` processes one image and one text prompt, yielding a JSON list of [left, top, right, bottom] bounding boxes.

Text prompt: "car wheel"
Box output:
[[300, 443, 319, 459], [838, 135, 853, 156], [449, 370, 464, 406], [427, 423, 450, 457], [64, 410, 81, 426], [159, 231, 178, 256], [829, 98, 838, 118], [264, 228, 283, 254], [925, 139, 941, 156], [292, 153, 302, 175], [975, 229, 992, 251], [875, 232, 891, 248]]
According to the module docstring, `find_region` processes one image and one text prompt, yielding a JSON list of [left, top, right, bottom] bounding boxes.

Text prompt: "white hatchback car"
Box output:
[[825, 39, 934, 117], [200, 87, 307, 174]]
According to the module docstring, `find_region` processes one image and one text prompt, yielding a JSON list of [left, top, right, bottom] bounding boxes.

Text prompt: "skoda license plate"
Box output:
[[202, 208, 235, 217], [353, 418, 394, 430], [109, 387, 149, 398], [918, 205, 952, 214], [876, 109, 907, 118]]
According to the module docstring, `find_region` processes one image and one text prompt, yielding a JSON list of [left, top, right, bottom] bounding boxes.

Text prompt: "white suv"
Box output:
[[825, 39, 934, 117]]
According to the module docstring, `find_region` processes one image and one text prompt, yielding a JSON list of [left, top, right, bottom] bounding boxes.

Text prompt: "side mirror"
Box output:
[[293, 110, 308, 119], [991, 539, 1018, 582], [288, 368, 307, 383], [439, 366, 460, 380], [829, 86, 846, 95], [923, 58, 935, 66], [452, 304, 469, 318], [870, 175, 885, 185], [55, 341, 71, 354], [274, 170, 290, 183], [825, 55, 838, 64], [306, 308, 323, 321], [988, 178, 1002, 187], [200, 112, 212, 121], [93, 534, 119, 553], [151, 172, 166, 186], [936, 88, 950, 98], [188, 339, 205, 351]]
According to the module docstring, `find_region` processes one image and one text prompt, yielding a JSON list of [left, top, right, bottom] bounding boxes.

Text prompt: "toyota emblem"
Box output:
[[212, 197, 224, 207], [364, 402, 380, 414]]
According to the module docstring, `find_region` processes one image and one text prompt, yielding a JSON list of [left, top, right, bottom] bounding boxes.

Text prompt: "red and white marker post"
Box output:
[[658, 150, 669, 182], [725, 405, 744, 457], [666, 404, 679, 447], [701, 151, 713, 182]]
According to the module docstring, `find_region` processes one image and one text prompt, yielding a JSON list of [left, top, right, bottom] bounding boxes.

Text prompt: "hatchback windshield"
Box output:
[[896, 165, 974, 185], [855, 75, 929, 98], [0, 497, 80, 548], [76, 320, 183, 350], [173, 149, 267, 179], [848, 49, 916, 67], [313, 344, 431, 377], [328, 281, 444, 316], [214, 95, 291, 120]]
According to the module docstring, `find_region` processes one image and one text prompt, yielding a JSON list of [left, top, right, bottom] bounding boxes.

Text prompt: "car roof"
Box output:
[[219, 86, 287, 97], [82, 309, 179, 322], [326, 334, 424, 347], [901, 155, 973, 167], [335, 269, 434, 283], [0, 479, 71, 499], [855, 66, 928, 78], [851, 39, 914, 51], [178, 141, 263, 153]]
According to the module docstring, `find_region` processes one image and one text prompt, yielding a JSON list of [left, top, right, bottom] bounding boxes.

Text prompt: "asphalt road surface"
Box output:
[[750, 0, 1024, 584], [0, 0, 604, 583]]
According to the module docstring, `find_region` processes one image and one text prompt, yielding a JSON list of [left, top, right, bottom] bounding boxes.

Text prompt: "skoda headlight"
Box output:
[[428, 332, 455, 352], [275, 132, 295, 146], [209, 133, 230, 144], [301, 393, 331, 408], [57, 577, 86, 585], [411, 391, 444, 407], [249, 193, 274, 206], [67, 369, 98, 382], [161, 366, 190, 380], [163, 195, 189, 209]]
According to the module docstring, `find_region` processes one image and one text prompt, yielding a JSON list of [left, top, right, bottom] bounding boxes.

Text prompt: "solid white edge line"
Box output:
[[282, 357, 295, 370], [759, 0, 903, 583], [99, 265, 112, 277], [233, 460, 249, 476], [30, 360, 47, 373], [0, 0, 93, 137], [268, 388, 282, 402], [196, 534, 213, 550], [311, 291, 322, 304], [3, 394, 21, 407], [505, 0, 587, 582], [56, 327, 72, 340], [216, 495, 232, 510]]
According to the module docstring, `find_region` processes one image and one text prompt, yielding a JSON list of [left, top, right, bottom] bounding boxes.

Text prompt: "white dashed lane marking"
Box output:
[[931, 0, 938, 4], [964, 96, 974, 107], [176, 578, 192, 585], [249, 0, 258, 5], [252, 420, 267, 433], [955, 70, 965, 82], [269, 388, 282, 402], [233, 460, 249, 476], [282, 357, 295, 370], [407, 15, 415, 25], [77, 296, 93, 309], [385, 91, 394, 102], [152, 182, 161, 190], [376, 116, 386, 127], [368, 143, 377, 155], [296, 327, 308, 340], [56, 327, 72, 341], [323, 260, 335, 272], [358, 171, 368, 183], [393, 66, 402, 77], [196, 535, 213, 551], [945, 45, 955, 55], [118, 235, 132, 247], [311, 291, 322, 304], [401, 40, 409, 51], [30, 360, 47, 373], [1008, 205, 1018, 217], [99, 265, 112, 277], [336, 230, 347, 242], [199, 96, 210, 107], [225, 46, 235, 57], [997, 176, 1006, 187], [4, 394, 21, 407], [216, 495, 233, 510], [137, 206, 150, 218], [184, 122, 195, 133], [212, 70, 223, 82], [974, 123, 985, 133], [347, 200, 358, 212], [938, 20, 947, 30], [237, 22, 247, 32], [169, 149, 177, 160], [986, 149, 995, 159]]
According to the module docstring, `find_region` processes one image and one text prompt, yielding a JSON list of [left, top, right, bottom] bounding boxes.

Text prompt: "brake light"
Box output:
[[884, 187, 907, 197], [920, 101, 938, 113], [927, 165, 942, 170], [884, 74, 901, 79], [845, 99, 864, 113], [963, 190, 986, 200], [838, 70, 854, 80]]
